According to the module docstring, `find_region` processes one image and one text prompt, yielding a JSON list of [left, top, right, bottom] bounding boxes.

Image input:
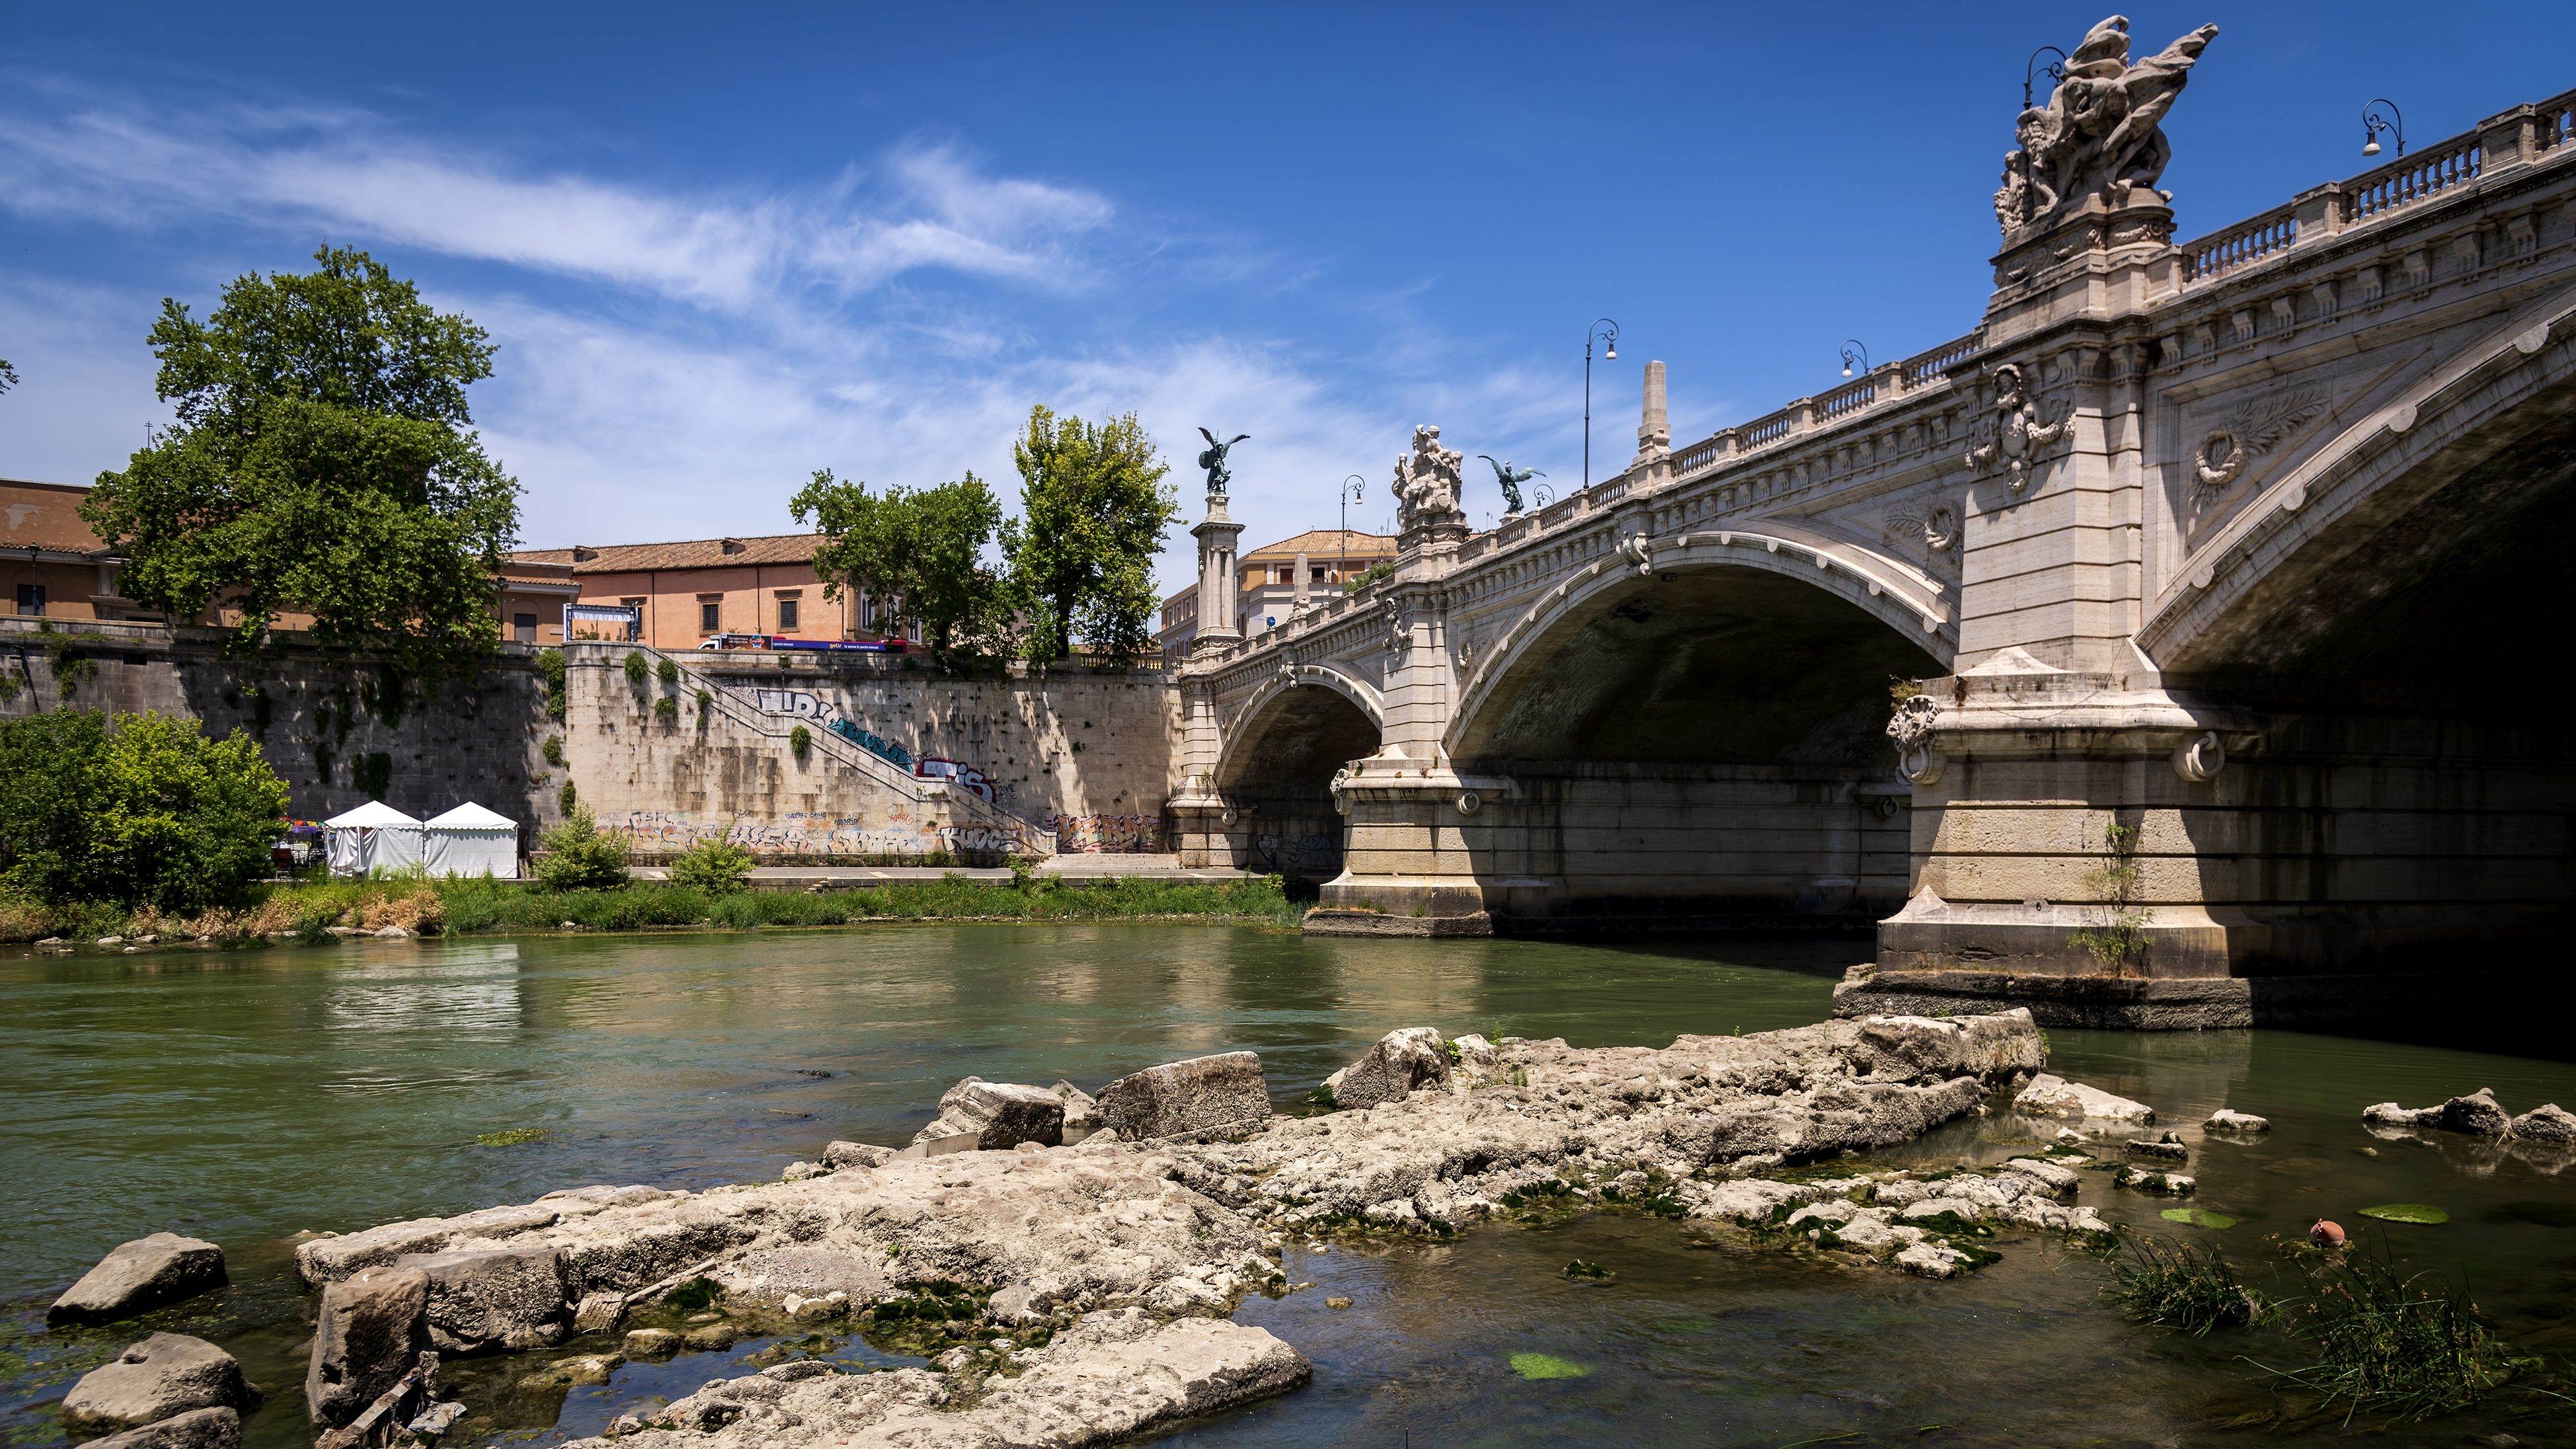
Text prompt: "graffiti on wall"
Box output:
[[1044, 812, 1167, 854], [827, 716, 914, 769], [1251, 832, 1337, 873], [599, 810, 1040, 858]]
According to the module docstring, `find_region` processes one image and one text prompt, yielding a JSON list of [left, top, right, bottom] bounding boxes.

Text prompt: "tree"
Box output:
[[82, 246, 521, 678], [0, 711, 290, 912], [1, 357, 18, 394], [791, 469, 1011, 665], [534, 805, 631, 892], [1001, 407, 1176, 664]]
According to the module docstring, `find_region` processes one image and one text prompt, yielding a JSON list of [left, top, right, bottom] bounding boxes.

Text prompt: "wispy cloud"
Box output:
[[0, 83, 1590, 591], [0, 91, 1112, 316]]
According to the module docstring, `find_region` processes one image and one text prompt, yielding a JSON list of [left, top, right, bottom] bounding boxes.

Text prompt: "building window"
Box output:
[[15, 584, 44, 617], [700, 601, 721, 633], [512, 612, 537, 644], [777, 598, 799, 631]]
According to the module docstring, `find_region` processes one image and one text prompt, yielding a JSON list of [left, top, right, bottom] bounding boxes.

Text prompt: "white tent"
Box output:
[[423, 802, 521, 879], [323, 801, 424, 876]]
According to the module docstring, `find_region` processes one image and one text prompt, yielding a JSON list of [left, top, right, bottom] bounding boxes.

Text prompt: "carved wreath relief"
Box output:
[[1884, 500, 1963, 555], [2189, 386, 2328, 517], [1965, 363, 2066, 494]]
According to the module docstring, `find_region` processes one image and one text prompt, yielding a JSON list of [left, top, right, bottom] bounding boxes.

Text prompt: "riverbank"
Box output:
[[0, 875, 1306, 947]]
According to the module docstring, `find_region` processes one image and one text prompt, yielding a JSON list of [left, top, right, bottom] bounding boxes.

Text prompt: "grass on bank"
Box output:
[[1, 870, 1308, 944]]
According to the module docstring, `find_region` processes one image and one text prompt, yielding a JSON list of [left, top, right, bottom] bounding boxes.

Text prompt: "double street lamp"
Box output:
[[1583, 317, 1619, 489]]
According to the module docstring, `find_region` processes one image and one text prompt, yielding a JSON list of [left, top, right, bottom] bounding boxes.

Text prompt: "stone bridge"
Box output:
[[1169, 19, 2576, 1004]]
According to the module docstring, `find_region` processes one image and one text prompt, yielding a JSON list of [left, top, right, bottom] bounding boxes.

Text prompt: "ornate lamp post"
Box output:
[[1583, 318, 1620, 489], [1839, 339, 1872, 379], [1339, 474, 1366, 585], [2361, 98, 2404, 158]]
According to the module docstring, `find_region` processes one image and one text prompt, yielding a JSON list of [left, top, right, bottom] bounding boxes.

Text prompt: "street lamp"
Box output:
[[1584, 317, 1620, 489], [1339, 474, 1366, 586], [2022, 46, 2067, 111], [1839, 339, 1871, 379], [2362, 98, 2404, 159]]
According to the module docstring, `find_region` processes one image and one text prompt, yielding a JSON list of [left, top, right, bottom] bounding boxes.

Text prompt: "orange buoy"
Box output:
[[2310, 1218, 2347, 1247]]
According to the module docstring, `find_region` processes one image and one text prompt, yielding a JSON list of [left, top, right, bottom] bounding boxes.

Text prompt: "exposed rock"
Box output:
[[570, 1293, 623, 1335], [779, 1161, 824, 1182], [621, 1329, 680, 1358], [2012, 1073, 2154, 1123], [2002, 1157, 2081, 1194], [1450, 1034, 1499, 1068], [1052, 1081, 1102, 1142], [780, 1290, 846, 1321], [305, 1267, 428, 1428], [394, 1244, 570, 1354], [820, 1141, 892, 1171], [572, 1310, 1306, 1449], [682, 1324, 736, 1351], [1331, 1028, 1453, 1110], [60, 1335, 260, 1435], [2441, 1088, 2514, 1137], [2119, 1169, 2195, 1194], [2125, 1138, 2188, 1160], [2511, 1103, 2576, 1144], [50, 1233, 229, 1326], [2204, 1109, 2269, 1132], [906, 1079, 1065, 1153], [1850, 1009, 2044, 1081], [985, 1282, 1044, 1327], [2367, 1089, 2528, 1139], [520, 1354, 621, 1390], [297, 1204, 564, 1285], [1096, 1050, 1271, 1142], [76, 1407, 241, 1449]]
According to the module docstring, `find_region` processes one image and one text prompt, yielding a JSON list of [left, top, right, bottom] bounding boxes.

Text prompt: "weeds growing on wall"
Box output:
[[1, 873, 1301, 943], [537, 649, 566, 721], [623, 651, 648, 688], [2066, 818, 2153, 974]]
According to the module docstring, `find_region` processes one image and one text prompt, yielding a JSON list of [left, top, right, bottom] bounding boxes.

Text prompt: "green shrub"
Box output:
[[668, 839, 755, 894], [541, 734, 564, 765], [652, 695, 677, 722], [559, 779, 577, 814], [656, 657, 679, 686], [534, 805, 631, 891], [2274, 1245, 2533, 1421], [537, 648, 567, 721], [693, 687, 712, 721], [623, 651, 648, 687], [2102, 1235, 2264, 1334], [789, 724, 810, 760], [0, 710, 290, 911]]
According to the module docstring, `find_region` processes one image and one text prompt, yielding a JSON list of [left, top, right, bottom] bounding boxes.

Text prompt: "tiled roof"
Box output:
[[1240, 529, 1397, 561], [512, 533, 824, 574]]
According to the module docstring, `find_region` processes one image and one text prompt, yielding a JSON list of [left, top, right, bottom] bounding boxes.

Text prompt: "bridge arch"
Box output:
[[1448, 531, 1953, 765], [1210, 663, 1385, 877], [2142, 295, 2576, 687]]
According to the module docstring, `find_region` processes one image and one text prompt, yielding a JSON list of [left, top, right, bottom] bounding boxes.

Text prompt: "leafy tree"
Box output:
[[82, 246, 521, 678], [791, 469, 1011, 664], [534, 805, 631, 891], [1001, 407, 1175, 664], [1, 357, 18, 394], [0, 711, 290, 911]]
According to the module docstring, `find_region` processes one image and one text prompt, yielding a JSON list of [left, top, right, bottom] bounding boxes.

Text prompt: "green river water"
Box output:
[[5, 926, 2574, 1448]]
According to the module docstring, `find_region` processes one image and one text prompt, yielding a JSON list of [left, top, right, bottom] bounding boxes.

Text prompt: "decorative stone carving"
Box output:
[[1382, 596, 1409, 654], [1391, 425, 1467, 537], [2189, 387, 2329, 511], [1329, 767, 1352, 816], [1965, 364, 2066, 493], [1993, 15, 2221, 236], [1615, 531, 1654, 576], [1456, 790, 1481, 816], [1924, 504, 1961, 553], [2173, 730, 2226, 783], [1887, 695, 1943, 785]]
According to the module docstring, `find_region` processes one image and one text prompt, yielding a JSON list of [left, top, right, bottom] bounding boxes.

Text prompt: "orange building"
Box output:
[[510, 534, 914, 652], [2, 479, 157, 623]]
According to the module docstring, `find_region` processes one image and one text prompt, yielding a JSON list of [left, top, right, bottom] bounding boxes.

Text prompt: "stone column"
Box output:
[[1187, 492, 1243, 658]]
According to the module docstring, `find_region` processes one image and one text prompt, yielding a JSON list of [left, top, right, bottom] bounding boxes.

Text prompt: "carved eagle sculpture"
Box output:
[[1476, 455, 1544, 514]]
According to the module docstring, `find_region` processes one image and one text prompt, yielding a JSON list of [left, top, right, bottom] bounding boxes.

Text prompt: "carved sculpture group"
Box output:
[[1393, 424, 1467, 534], [1965, 363, 2067, 492], [1993, 15, 2220, 237]]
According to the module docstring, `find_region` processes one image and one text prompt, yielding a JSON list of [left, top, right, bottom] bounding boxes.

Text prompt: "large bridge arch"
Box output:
[[1208, 664, 1384, 877], [1417, 539, 1947, 928], [1448, 533, 1953, 767]]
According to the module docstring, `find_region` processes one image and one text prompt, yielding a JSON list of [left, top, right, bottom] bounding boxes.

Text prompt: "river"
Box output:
[[5, 927, 2573, 1448]]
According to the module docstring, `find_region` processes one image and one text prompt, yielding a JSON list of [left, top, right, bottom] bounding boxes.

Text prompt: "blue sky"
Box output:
[[5, 2, 2571, 592]]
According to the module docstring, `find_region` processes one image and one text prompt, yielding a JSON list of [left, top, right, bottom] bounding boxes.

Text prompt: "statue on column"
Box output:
[[1476, 455, 1543, 515], [1995, 15, 2220, 235], [1392, 425, 1467, 537], [1196, 428, 1249, 497]]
